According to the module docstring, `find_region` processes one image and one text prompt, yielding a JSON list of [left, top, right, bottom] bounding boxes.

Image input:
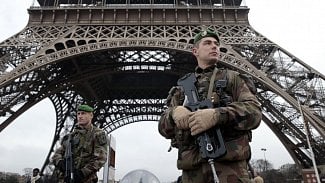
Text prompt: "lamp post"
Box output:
[[261, 148, 267, 172]]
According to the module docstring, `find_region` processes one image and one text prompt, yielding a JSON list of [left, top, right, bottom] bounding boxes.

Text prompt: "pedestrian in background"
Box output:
[[26, 168, 43, 183], [253, 172, 264, 183]]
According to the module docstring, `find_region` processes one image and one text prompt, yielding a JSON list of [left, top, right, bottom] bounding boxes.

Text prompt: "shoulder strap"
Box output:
[[207, 67, 219, 99]]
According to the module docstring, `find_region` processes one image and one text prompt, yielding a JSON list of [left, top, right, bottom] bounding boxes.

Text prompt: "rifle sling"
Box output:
[[207, 67, 218, 99]]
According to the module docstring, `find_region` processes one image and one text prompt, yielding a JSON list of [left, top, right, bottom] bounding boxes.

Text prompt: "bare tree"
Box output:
[[23, 168, 33, 176], [279, 164, 301, 182], [250, 159, 273, 173]]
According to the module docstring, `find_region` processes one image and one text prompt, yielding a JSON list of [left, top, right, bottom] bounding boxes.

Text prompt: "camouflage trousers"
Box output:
[[181, 159, 253, 183]]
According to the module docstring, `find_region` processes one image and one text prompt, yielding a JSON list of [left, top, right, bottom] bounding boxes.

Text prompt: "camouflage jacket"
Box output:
[[158, 65, 262, 170], [51, 124, 108, 181]]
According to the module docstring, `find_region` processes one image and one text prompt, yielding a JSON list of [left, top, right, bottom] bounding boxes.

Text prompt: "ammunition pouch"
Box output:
[[216, 134, 251, 162], [177, 146, 205, 170], [175, 129, 203, 170]]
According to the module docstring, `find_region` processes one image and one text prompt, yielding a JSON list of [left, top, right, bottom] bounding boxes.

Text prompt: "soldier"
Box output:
[[158, 29, 262, 183], [51, 104, 108, 183]]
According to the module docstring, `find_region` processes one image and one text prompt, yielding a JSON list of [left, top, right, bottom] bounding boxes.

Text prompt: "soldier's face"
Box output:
[[77, 111, 93, 126], [192, 37, 220, 68]]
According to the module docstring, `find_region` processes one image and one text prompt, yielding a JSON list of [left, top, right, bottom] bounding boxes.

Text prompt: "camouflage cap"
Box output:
[[77, 104, 94, 112], [193, 29, 220, 44]]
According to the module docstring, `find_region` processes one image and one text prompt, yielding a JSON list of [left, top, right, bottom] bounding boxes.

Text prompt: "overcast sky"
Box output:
[[0, 0, 325, 182]]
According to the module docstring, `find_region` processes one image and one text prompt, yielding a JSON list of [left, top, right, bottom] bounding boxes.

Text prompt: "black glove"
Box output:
[[73, 169, 84, 182], [57, 160, 65, 172]]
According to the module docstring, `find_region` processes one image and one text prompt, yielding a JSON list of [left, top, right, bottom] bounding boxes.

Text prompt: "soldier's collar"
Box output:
[[76, 123, 93, 132], [195, 64, 217, 74]]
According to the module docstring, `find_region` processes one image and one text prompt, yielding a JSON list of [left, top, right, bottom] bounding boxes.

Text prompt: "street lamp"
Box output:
[[261, 148, 267, 172]]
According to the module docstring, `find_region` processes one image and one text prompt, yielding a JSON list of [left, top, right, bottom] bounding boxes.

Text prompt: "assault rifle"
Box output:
[[177, 73, 227, 183], [64, 134, 75, 183]]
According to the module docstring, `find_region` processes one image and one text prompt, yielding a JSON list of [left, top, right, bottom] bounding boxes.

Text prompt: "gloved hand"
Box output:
[[57, 160, 65, 172], [172, 106, 191, 129], [188, 108, 220, 136], [73, 169, 84, 182]]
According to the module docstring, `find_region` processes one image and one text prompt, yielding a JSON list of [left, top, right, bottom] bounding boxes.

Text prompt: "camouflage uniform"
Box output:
[[158, 65, 262, 183], [52, 124, 108, 183]]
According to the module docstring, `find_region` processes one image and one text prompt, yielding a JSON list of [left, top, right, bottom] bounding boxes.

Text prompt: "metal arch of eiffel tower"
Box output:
[[0, 0, 324, 174]]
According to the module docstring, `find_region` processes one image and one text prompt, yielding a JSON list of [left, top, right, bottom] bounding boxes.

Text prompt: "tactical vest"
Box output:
[[62, 125, 107, 169], [171, 67, 256, 169]]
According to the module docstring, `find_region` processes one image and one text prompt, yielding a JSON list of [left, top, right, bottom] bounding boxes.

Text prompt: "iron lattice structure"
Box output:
[[0, 0, 324, 173]]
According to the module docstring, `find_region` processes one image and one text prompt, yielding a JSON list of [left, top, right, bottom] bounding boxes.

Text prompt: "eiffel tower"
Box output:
[[0, 0, 324, 175]]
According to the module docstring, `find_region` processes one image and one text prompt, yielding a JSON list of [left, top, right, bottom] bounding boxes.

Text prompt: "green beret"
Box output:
[[77, 104, 94, 112], [193, 29, 220, 44]]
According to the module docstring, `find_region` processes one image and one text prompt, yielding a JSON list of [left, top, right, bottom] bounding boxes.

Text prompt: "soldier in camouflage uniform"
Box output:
[[158, 30, 262, 183], [51, 104, 108, 183]]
